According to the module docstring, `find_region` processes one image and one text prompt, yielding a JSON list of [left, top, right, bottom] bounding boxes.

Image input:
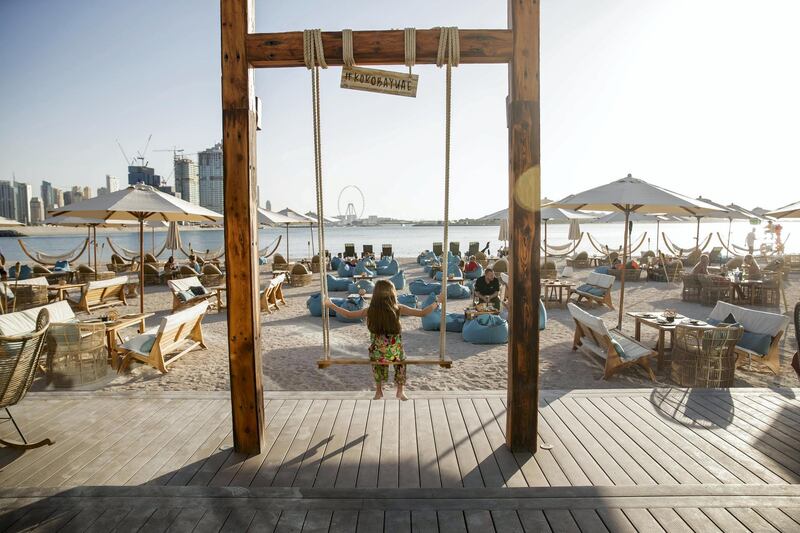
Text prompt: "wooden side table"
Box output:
[[101, 313, 153, 369]]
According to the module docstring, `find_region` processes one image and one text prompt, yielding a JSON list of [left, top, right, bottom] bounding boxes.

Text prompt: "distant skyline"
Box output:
[[1, 0, 798, 219]]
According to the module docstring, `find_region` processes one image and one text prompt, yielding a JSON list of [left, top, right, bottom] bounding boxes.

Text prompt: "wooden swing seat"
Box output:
[[317, 357, 452, 369]]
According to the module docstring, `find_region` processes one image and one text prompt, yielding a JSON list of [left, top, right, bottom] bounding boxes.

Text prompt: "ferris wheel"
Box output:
[[338, 185, 366, 222]]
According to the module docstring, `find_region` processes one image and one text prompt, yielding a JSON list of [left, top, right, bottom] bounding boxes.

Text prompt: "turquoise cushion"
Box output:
[[347, 279, 375, 294], [446, 283, 471, 299], [462, 315, 509, 344], [176, 290, 195, 303], [409, 279, 441, 295], [139, 336, 156, 354], [376, 257, 391, 269], [354, 263, 376, 276], [337, 262, 354, 278], [326, 274, 351, 291], [738, 331, 772, 356], [376, 259, 399, 276], [330, 256, 342, 270], [388, 271, 405, 290], [421, 293, 437, 308], [333, 296, 366, 323], [423, 265, 433, 274], [576, 283, 593, 293], [54, 260, 69, 271], [422, 310, 465, 332], [587, 287, 606, 297], [306, 293, 345, 317], [610, 338, 625, 358], [397, 294, 417, 308]]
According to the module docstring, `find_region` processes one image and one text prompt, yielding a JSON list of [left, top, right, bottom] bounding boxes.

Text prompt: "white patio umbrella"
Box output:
[[550, 174, 723, 328], [257, 208, 305, 261], [43, 215, 130, 279], [498, 218, 509, 250], [766, 201, 800, 219], [279, 208, 318, 257], [51, 184, 223, 313]]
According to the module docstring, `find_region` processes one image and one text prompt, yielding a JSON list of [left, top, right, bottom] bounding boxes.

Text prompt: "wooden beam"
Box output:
[[221, 0, 264, 454], [506, 0, 541, 453], [246, 29, 512, 68]]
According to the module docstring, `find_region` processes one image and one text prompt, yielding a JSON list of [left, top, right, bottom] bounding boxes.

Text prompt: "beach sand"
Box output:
[[47, 258, 798, 393]]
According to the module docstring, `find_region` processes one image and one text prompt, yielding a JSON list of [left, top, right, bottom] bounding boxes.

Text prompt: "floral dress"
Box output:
[[368, 333, 406, 384]]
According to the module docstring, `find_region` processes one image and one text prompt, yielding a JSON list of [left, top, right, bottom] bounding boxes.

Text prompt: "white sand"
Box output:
[[66, 258, 798, 393]]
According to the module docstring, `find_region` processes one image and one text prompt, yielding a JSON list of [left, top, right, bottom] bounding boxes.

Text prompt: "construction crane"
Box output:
[[116, 134, 153, 167]]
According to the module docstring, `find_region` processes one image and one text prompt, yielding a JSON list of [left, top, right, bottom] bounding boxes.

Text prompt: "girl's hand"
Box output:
[[435, 294, 443, 304], [323, 297, 333, 308]]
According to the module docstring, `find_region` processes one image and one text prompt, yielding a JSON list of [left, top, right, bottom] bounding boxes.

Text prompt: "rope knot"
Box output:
[[436, 27, 460, 68], [303, 29, 328, 69]]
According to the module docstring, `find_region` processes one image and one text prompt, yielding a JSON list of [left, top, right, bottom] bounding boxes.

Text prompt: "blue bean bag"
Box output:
[[376, 259, 399, 276], [423, 264, 433, 274], [330, 256, 343, 270], [421, 292, 437, 308], [327, 274, 351, 292], [9, 265, 32, 280], [54, 260, 70, 271], [462, 314, 509, 344], [397, 294, 417, 308], [446, 283, 471, 299], [306, 293, 347, 317], [347, 279, 375, 294], [422, 310, 466, 332], [376, 256, 391, 269], [333, 296, 366, 323], [434, 266, 462, 281], [409, 279, 442, 296], [355, 263, 376, 276], [464, 265, 483, 280], [357, 257, 376, 268], [337, 261, 354, 278], [388, 271, 405, 290]]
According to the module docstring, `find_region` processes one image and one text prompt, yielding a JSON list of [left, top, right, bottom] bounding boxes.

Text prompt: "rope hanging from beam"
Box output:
[[404, 28, 416, 74]]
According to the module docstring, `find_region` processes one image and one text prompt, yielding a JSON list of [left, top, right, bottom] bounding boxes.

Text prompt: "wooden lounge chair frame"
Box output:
[[467, 241, 480, 256], [449, 242, 461, 256], [343, 243, 356, 258], [168, 276, 218, 312], [118, 301, 209, 374], [568, 272, 615, 310], [432, 242, 443, 256], [260, 274, 286, 313], [362, 244, 373, 258], [568, 304, 655, 380], [69, 277, 128, 314]]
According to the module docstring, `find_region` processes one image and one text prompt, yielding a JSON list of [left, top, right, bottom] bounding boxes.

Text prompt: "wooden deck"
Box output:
[[1, 388, 799, 531]]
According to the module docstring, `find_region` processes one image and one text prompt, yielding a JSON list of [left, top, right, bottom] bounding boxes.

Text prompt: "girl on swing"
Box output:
[[325, 280, 441, 400]]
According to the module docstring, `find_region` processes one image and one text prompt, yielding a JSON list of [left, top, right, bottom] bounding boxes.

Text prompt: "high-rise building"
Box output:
[[97, 187, 108, 196], [265, 200, 272, 211], [40, 180, 54, 211], [14, 182, 31, 224], [174, 157, 199, 204], [158, 185, 175, 196], [128, 165, 161, 187], [198, 142, 223, 213], [0, 181, 16, 220], [29, 197, 44, 225], [105, 174, 119, 194], [53, 188, 64, 208], [82, 186, 92, 200]]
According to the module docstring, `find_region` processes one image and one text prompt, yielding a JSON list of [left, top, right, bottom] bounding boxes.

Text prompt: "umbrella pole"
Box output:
[[310, 224, 315, 258], [617, 209, 630, 329], [543, 219, 548, 272], [695, 216, 701, 250], [285, 224, 289, 262], [727, 218, 732, 253], [656, 220, 660, 254], [139, 219, 145, 314], [93, 226, 98, 280]]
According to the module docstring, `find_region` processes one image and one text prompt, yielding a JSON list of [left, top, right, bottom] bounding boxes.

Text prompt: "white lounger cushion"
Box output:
[[86, 276, 128, 290], [119, 327, 159, 355], [586, 272, 615, 289], [709, 301, 789, 337], [169, 276, 202, 293], [0, 301, 76, 336], [120, 300, 209, 356]]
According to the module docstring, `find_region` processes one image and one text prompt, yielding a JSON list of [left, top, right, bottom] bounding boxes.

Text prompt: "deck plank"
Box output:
[[648, 508, 691, 532], [355, 400, 384, 488], [329, 510, 358, 533], [490, 510, 524, 532], [333, 399, 370, 488], [467, 398, 530, 487], [411, 510, 439, 533], [701, 508, 749, 532], [313, 399, 356, 488], [166, 409, 233, 486], [398, 399, 420, 488], [437, 510, 467, 533], [301, 509, 333, 533], [442, 398, 483, 488], [595, 508, 635, 533], [754, 508, 800, 532], [415, 398, 442, 488], [726, 507, 779, 532], [716, 395, 800, 449], [385, 510, 411, 533], [570, 509, 610, 533], [672, 508, 722, 533], [429, 399, 463, 488], [251, 399, 313, 487], [517, 509, 552, 533], [272, 399, 328, 487], [230, 399, 297, 487], [378, 399, 400, 489], [464, 510, 494, 533], [293, 399, 342, 488], [455, 398, 505, 488]]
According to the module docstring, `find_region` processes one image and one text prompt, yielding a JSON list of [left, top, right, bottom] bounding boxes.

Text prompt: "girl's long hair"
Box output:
[[367, 280, 401, 335]]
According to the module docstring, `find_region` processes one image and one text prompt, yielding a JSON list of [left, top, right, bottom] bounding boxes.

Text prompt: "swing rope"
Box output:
[[304, 29, 330, 360], [436, 27, 459, 363]]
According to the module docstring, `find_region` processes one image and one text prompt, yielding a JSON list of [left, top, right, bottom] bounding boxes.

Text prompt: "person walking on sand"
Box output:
[[745, 228, 757, 255], [325, 280, 440, 401]]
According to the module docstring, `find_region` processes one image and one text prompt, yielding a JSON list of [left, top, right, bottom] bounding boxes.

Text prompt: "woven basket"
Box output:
[[671, 324, 743, 387]]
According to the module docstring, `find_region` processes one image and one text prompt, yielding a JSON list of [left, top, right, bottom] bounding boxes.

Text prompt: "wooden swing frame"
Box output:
[[221, 0, 541, 454]]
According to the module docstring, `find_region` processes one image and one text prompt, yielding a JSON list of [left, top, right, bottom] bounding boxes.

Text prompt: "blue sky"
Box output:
[[1, 0, 798, 219]]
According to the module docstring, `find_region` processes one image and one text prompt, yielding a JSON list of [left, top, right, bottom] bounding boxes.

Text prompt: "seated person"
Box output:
[[691, 254, 710, 275], [743, 254, 762, 279], [162, 256, 178, 279], [474, 268, 501, 309], [464, 255, 479, 273], [187, 254, 201, 274]]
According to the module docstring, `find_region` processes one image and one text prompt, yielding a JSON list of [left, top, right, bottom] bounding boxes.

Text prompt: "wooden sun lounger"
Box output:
[[68, 277, 128, 314], [168, 276, 219, 312], [568, 271, 615, 309], [259, 274, 286, 313]]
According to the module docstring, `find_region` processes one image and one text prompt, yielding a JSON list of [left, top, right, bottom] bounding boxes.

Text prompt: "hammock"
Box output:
[[259, 235, 282, 258], [107, 237, 169, 260], [18, 238, 89, 266], [544, 234, 584, 258], [180, 244, 225, 261], [585, 232, 647, 256], [545, 240, 576, 252], [662, 232, 712, 257]]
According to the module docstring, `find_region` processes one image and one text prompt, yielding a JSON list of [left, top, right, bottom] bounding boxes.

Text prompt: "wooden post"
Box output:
[[138, 219, 144, 314], [221, 0, 264, 454], [506, 0, 541, 452], [617, 209, 630, 329]]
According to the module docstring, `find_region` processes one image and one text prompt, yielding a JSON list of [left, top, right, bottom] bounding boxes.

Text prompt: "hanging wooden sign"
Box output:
[[340, 66, 418, 98]]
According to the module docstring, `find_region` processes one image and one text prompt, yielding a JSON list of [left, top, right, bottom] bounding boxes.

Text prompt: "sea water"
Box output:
[[2, 219, 797, 265]]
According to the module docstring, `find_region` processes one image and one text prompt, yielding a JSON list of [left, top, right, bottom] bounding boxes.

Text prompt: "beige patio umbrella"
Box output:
[[51, 184, 223, 313], [766, 201, 800, 219], [550, 174, 722, 328], [257, 208, 305, 261], [43, 215, 130, 279], [164, 221, 183, 258], [498, 218, 509, 251], [540, 205, 596, 265]]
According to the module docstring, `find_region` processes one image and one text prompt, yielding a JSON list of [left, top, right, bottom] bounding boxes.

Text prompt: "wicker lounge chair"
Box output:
[[1, 277, 50, 313], [272, 253, 290, 272], [143, 263, 162, 285], [168, 276, 218, 312], [74, 264, 115, 283], [144, 253, 159, 264], [566, 251, 590, 269], [541, 260, 557, 280], [68, 276, 128, 314], [682, 249, 702, 268], [491, 258, 508, 274], [474, 251, 489, 268], [118, 300, 209, 373], [609, 265, 643, 281], [698, 275, 731, 306], [569, 271, 615, 309], [681, 273, 703, 302], [107, 254, 137, 274], [0, 308, 52, 449], [289, 263, 313, 287], [199, 263, 225, 287], [568, 303, 655, 380]]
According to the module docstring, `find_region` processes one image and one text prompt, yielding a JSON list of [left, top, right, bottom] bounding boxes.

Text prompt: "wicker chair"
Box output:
[[566, 251, 589, 269], [610, 266, 643, 281], [3, 278, 50, 312], [699, 275, 731, 306], [474, 251, 489, 268], [0, 309, 52, 449], [756, 271, 782, 307], [681, 273, 703, 302], [671, 324, 743, 387], [310, 255, 326, 274], [107, 254, 137, 274], [541, 260, 557, 280], [725, 256, 744, 271], [272, 253, 289, 272], [177, 265, 199, 278], [143, 263, 161, 285], [199, 264, 225, 287], [144, 253, 159, 264], [289, 263, 313, 287], [491, 258, 508, 274], [44, 320, 107, 388], [74, 264, 115, 283]]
